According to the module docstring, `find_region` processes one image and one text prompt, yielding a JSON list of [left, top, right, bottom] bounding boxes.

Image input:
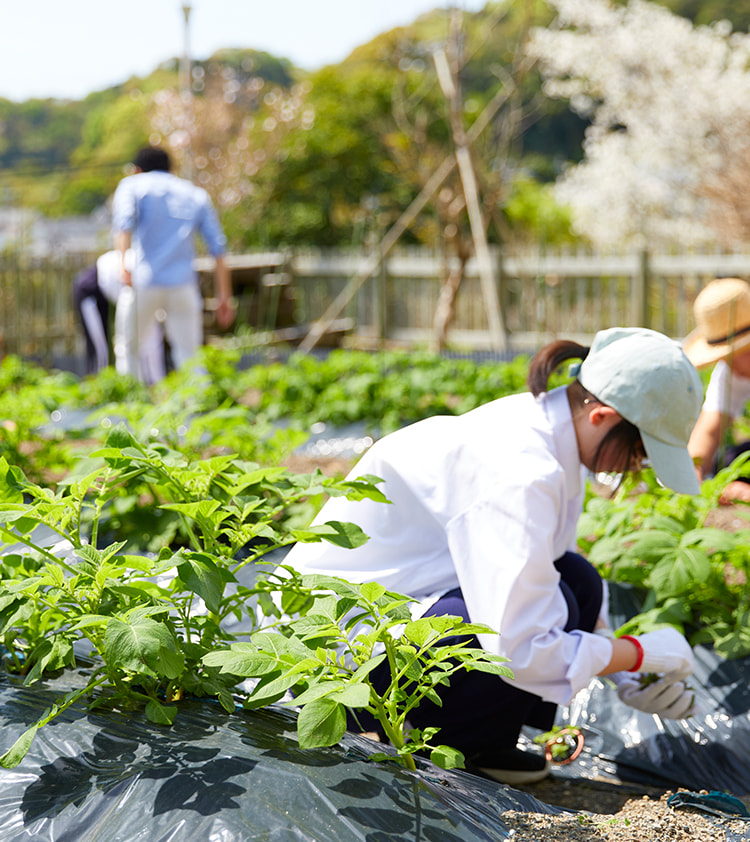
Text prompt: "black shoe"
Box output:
[[467, 747, 551, 785]]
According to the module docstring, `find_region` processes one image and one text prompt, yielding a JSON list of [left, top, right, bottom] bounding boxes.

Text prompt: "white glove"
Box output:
[[634, 628, 694, 680], [612, 672, 696, 719]]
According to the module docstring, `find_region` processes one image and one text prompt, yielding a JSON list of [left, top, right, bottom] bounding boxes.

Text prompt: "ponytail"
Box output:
[[527, 340, 589, 396], [528, 339, 644, 485]]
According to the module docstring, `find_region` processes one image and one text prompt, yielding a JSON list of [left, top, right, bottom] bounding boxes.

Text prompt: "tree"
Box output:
[[698, 114, 750, 246], [382, 2, 545, 349], [528, 0, 750, 249], [225, 62, 402, 249], [149, 57, 313, 231], [658, 0, 750, 32]]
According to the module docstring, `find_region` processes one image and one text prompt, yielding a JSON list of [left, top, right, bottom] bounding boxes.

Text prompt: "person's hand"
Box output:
[[719, 480, 750, 505], [215, 297, 236, 330], [614, 673, 696, 719], [635, 628, 694, 679]]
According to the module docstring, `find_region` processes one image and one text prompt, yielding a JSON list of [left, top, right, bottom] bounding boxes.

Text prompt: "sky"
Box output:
[[1, 0, 487, 103]]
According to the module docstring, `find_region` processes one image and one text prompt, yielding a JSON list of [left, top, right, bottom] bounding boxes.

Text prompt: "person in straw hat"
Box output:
[[279, 327, 701, 786], [684, 277, 750, 503]]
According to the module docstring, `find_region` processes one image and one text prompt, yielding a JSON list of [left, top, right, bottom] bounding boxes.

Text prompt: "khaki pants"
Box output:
[[114, 282, 202, 382]]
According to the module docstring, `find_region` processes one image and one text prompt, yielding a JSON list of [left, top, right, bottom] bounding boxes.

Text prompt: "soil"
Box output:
[[500, 789, 750, 840], [704, 503, 750, 532], [505, 775, 750, 840], [281, 453, 357, 478]]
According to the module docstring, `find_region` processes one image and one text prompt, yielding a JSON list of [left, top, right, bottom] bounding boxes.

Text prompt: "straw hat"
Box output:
[[683, 277, 750, 369]]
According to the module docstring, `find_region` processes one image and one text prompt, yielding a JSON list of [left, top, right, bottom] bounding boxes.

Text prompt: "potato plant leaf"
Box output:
[[647, 547, 712, 599], [290, 680, 370, 709], [714, 627, 750, 660], [145, 699, 178, 726], [176, 555, 226, 614], [430, 744, 465, 770], [104, 617, 184, 679], [296, 697, 347, 749], [360, 582, 386, 602], [624, 530, 680, 562], [203, 647, 279, 676], [160, 500, 221, 520], [0, 722, 41, 769], [291, 521, 369, 549]]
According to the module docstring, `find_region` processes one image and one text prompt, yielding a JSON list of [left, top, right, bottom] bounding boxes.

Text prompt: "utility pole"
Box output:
[[180, 3, 194, 181]]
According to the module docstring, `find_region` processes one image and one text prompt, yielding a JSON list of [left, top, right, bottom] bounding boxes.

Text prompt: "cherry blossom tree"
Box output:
[[148, 58, 314, 227], [528, 0, 750, 249]]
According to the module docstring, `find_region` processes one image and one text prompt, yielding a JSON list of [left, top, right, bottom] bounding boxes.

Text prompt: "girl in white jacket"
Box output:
[[282, 327, 702, 784]]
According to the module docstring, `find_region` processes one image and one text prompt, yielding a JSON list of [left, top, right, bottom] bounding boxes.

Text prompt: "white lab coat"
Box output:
[[282, 386, 613, 705]]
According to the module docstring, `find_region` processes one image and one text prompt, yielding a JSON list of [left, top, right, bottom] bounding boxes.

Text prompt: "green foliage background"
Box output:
[[0, 341, 748, 768], [2, 1, 737, 249]]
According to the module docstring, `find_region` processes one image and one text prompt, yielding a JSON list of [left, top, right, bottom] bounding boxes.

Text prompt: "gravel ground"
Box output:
[[500, 773, 750, 841], [501, 790, 750, 841]]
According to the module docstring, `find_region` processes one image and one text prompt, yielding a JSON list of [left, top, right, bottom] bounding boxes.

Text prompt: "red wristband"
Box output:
[[620, 635, 644, 672]]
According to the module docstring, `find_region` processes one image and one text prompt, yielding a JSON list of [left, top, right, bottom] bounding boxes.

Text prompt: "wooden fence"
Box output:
[[281, 247, 750, 352], [0, 253, 91, 368], [5, 247, 750, 367]]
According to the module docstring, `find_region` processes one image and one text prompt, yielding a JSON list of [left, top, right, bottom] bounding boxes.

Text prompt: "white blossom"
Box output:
[[528, 0, 750, 248], [147, 65, 314, 212]]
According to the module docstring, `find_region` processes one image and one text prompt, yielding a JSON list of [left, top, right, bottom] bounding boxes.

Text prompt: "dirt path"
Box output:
[[500, 788, 747, 841]]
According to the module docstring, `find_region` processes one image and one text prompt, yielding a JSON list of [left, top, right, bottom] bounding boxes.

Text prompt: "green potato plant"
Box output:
[[578, 456, 750, 658], [0, 422, 511, 774], [0, 423, 386, 768], [205, 565, 512, 772]]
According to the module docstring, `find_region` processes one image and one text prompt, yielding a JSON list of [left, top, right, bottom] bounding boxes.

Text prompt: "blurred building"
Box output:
[[0, 206, 111, 257]]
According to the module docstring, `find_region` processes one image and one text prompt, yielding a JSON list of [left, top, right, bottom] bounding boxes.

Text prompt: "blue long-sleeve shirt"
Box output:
[[111, 170, 226, 288]]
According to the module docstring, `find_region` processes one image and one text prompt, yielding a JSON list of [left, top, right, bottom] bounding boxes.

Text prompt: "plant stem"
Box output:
[[0, 525, 78, 576], [370, 695, 417, 772]]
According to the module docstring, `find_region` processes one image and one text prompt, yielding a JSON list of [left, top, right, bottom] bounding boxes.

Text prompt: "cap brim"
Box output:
[[683, 327, 750, 368], [641, 431, 700, 495]]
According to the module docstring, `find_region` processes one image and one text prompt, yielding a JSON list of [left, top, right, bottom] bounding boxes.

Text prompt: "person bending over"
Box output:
[[684, 277, 750, 503], [279, 327, 702, 785]]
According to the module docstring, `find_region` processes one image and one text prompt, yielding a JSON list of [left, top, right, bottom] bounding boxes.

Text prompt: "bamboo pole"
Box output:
[[298, 47, 516, 353], [434, 43, 506, 350]]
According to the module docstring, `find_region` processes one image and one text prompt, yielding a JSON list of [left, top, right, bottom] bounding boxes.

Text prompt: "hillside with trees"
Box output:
[[0, 2, 586, 252], [0, 0, 747, 252]]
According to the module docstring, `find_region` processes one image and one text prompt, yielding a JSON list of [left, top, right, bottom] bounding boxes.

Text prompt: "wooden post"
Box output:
[[434, 39, 506, 351], [377, 246, 388, 346], [496, 246, 509, 339], [298, 156, 458, 353], [637, 248, 650, 328], [298, 49, 517, 353]]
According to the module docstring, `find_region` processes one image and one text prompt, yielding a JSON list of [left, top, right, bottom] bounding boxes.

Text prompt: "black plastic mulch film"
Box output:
[[0, 583, 748, 840], [0, 671, 564, 841]]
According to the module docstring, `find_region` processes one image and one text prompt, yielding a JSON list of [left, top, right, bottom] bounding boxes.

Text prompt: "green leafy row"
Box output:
[[1, 342, 749, 777], [578, 458, 750, 659], [0, 421, 510, 773], [216, 347, 533, 434], [0, 347, 534, 486]]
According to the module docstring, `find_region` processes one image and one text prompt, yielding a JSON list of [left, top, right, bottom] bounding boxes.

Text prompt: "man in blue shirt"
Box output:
[[111, 146, 235, 380]]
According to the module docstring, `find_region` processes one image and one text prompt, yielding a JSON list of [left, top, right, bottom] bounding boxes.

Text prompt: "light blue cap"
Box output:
[[578, 327, 703, 495]]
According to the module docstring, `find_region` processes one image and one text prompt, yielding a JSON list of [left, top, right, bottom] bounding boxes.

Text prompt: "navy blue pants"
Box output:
[[72, 264, 109, 375], [350, 551, 603, 758]]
